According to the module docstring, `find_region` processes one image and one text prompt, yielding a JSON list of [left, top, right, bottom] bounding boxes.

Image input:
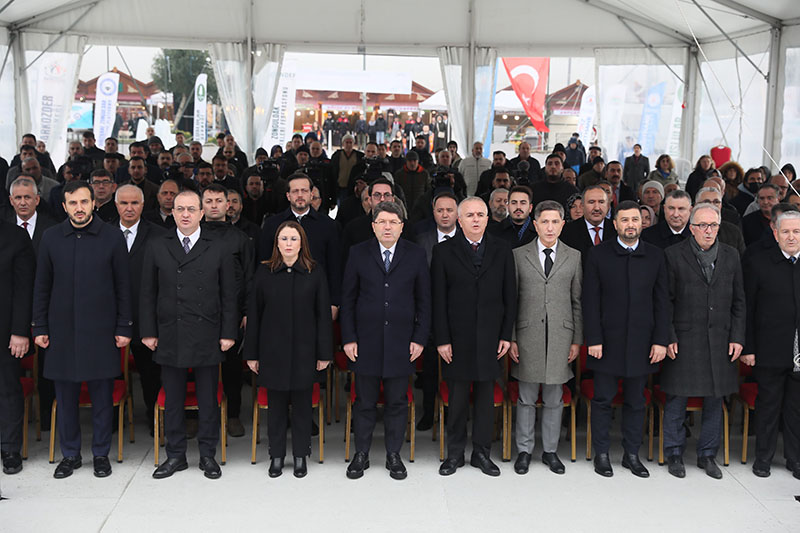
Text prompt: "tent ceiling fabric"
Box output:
[[1, 0, 799, 56]]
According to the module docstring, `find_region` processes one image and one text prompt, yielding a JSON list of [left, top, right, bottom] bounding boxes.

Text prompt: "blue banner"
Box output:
[[638, 82, 665, 157], [68, 102, 93, 130]]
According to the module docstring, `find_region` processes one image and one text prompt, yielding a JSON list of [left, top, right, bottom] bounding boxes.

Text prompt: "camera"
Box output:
[[257, 158, 282, 183], [430, 165, 455, 189]]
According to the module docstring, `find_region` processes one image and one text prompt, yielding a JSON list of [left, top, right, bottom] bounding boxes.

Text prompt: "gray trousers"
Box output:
[[515, 381, 563, 454]]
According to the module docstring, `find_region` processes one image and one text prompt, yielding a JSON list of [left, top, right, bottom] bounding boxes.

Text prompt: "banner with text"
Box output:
[[193, 73, 208, 143], [264, 61, 296, 150], [93, 71, 119, 146]]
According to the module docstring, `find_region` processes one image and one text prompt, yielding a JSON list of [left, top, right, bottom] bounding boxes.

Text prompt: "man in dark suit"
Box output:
[[0, 219, 35, 475], [695, 187, 746, 255], [260, 173, 341, 315], [489, 185, 536, 249], [140, 190, 238, 480], [642, 190, 692, 249], [33, 181, 132, 479], [121, 158, 158, 212], [662, 203, 745, 479], [605, 161, 636, 209], [742, 183, 780, 246], [583, 200, 669, 478], [560, 185, 617, 262], [623, 144, 649, 193], [413, 191, 459, 430], [115, 184, 166, 436], [432, 197, 517, 477], [742, 210, 800, 479], [142, 179, 178, 229], [341, 202, 431, 480], [531, 154, 579, 210]]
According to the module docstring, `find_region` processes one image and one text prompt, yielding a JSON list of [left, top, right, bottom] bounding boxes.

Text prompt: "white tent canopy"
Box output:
[[1, 0, 800, 167]]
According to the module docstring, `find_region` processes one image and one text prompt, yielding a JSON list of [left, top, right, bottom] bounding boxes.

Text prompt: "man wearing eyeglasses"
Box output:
[[90, 169, 121, 222], [341, 201, 431, 480], [695, 187, 745, 255], [642, 190, 692, 249], [660, 203, 745, 479]]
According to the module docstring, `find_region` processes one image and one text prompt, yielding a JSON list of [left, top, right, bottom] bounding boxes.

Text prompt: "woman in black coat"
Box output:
[[244, 221, 332, 478]]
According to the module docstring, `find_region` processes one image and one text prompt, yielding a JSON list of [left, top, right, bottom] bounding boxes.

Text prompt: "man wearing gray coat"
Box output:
[[661, 203, 745, 479], [510, 200, 583, 475]]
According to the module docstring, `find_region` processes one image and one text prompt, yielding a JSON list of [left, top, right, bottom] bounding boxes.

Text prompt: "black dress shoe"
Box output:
[[54, 455, 82, 479], [347, 451, 369, 479], [293, 456, 307, 478], [541, 452, 565, 474], [152, 456, 188, 479], [93, 456, 112, 478], [416, 415, 434, 432], [697, 456, 722, 479], [593, 453, 613, 477], [786, 460, 800, 475], [439, 455, 465, 476], [514, 452, 531, 475], [621, 453, 650, 478], [470, 451, 500, 477], [667, 455, 685, 478], [268, 457, 284, 478], [1, 451, 23, 475], [199, 456, 221, 479], [311, 420, 319, 437], [752, 459, 771, 478], [385, 453, 407, 480]]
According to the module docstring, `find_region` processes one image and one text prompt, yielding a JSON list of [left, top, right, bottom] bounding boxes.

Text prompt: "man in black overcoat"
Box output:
[[341, 202, 431, 480], [582, 200, 669, 478], [32, 181, 132, 479], [140, 190, 238, 480], [432, 197, 517, 477], [742, 210, 800, 479], [488, 186, 537, 249], [0, 219, 35, 475]]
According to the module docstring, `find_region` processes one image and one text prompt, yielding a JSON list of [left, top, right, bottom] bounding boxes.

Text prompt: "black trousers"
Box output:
[[162, 365, 219, 459], [0, 353, 23, 453], [221, 341, 242, 418], [420, 346, 438, 419], [446, 379, 494, 458], [37, 347, 55, 428], [266, 387, 312, 458], [753, 366, 800, 464], [354, 374, 408, 455], [129, 341, 161, 426], [54, 379, 113, 458], [591, 372, 648, 455]]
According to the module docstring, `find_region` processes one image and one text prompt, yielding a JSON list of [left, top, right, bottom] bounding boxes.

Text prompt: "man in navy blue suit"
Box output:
[[340, 201, 431, 481]]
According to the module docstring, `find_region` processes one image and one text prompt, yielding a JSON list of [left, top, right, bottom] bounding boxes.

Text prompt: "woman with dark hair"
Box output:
[[718, 160, 744, 201], [646, 154, 679, 186], [244, 221, 332, 478], [270, 145, 284, 159], [781, 163, 796, 183], [685, 155, 714, 199]]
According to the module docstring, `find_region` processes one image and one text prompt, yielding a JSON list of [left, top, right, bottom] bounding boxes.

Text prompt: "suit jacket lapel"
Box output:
[[129, 221, 149, 256], [477, 236, 499, 278], [181, 237, 210, 266], [679, 239, 707, 283], [550, 241, 569, 276], [524, 246, 546, 280], [453, 236, 476, 273], [387, 239, 406, 274]]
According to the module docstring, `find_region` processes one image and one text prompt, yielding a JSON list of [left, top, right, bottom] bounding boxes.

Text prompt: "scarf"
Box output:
[[689, 237, 718, 284]]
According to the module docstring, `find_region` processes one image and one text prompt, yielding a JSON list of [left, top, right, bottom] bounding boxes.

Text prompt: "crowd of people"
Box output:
[[0, 128, 798, 486]]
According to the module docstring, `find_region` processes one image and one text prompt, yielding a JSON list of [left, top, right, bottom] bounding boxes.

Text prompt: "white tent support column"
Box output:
[[763, 26, 781, 166], [11, 29, 28, 140], [245, 0, 254, 158], [681, 47, 700, 161]]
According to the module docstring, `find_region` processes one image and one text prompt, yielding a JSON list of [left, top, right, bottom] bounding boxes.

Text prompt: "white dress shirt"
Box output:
[[537, 239, 558, 271], [17, 212, 36, 240], [437, 228, 456, 243], [380, 242, 398, 267], [781, 250, 800, 262], [585, 218, 603, 242], [177, 227, 201, 251], [617, 237, 639, 251], [120, 220, 140, 252]]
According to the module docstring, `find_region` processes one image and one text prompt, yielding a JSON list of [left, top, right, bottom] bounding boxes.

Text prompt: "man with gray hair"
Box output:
[[742, 209, 800, 479], [661, 202, 745, 479], [457, 142, 492, 197], [331, 134, 364, 204], [10, 158, 59, 205], [341, 201, 431, 480], [695, 187, 745, 255], [488, 187, 509, 226], [510, 199, 582, 475], [642, 190, 692, 249]]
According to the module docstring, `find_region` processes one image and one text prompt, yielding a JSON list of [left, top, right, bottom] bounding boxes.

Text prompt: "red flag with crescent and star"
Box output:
[[502, 57, 550, 132]]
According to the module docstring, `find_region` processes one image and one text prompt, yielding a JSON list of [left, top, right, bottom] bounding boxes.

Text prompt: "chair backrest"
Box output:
[[738, 360, 753, 378]]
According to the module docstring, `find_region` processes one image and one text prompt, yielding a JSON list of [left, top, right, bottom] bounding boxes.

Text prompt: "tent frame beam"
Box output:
[[709, 0, 781, 28], [763, 26, 781, 166], [618, 17, 685, 84], [9, 0, 101, 31], [578, 0, 695, 45]]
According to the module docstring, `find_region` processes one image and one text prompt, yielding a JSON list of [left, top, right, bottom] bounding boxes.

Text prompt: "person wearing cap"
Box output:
[[646, 154, 679, 187], [146, 136, 165, 168], [641, 180, 665, 219], [578, 157, 606, 191], [579, 146, 603, 176]]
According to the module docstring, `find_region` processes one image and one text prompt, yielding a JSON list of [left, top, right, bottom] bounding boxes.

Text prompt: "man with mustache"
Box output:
[[560, 185, 617, 265]]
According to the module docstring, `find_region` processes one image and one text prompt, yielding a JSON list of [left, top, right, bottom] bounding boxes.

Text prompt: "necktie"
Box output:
[[21, 221, 28, 230], [791, 256, 797, 265], [182, 236, 191, 254], [471, 242, 479, 253], [544, 248, 553, 276], [383, 250, 391, 272], [627, 247, 634, 254], [296, 216, 303, 224], [443, 234, 451, 240], [123, 228, 131, 239], [592, 226, 601, 246]]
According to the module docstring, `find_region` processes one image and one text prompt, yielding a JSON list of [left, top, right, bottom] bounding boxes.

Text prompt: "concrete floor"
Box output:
[[2, 383, 798, 533]]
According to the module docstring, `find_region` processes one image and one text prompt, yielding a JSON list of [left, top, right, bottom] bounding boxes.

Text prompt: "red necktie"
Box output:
[[21, 221, 28, 229], [592, 226, 601, 246], [471, 242, 479, 253]]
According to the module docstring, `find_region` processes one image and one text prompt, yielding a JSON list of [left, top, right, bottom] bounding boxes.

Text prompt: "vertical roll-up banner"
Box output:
[[93, 71, 120, 146], [193, 73, 208, 143]]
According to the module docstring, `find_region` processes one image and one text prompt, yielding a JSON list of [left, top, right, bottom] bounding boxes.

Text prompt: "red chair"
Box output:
[[734, 362, 756, 464], [250, 383, 324, 464], [652, 385, 729, 466], [153, 365, 227, 466], [505, 381, 577, 462], [577, 347, 654, 461], [49, 347, 134, 463], [344, 374, 416, 462]]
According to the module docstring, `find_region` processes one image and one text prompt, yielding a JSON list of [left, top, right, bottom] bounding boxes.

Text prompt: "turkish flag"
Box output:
[[502, 57, 550, 132]]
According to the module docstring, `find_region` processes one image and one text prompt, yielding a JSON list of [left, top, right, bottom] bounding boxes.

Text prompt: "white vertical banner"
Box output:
[[93, 71, 119, 146], [264, 60, 296, 150], [193, 73, 208, 143], [25, 47, 85, 166], [667, 83, 684, 157], [577, 85, 596, 142], [598, 84, 627, 161]]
